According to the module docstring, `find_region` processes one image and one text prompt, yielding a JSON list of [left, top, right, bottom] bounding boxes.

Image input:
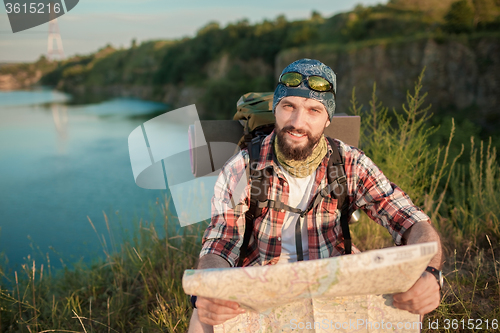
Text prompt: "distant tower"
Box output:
[[47, 5, 64, 61]]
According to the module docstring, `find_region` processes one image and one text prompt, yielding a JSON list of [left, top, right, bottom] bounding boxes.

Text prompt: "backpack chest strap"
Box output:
[[238, 135, 352, 267], [253, 171, 347, 217], [253, 199, 302, 214]]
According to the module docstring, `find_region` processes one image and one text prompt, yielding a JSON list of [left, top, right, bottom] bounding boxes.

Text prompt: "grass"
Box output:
[[350, 70, 500, 332], [0, 72, 499, 332], [0, 202, 206, 332]]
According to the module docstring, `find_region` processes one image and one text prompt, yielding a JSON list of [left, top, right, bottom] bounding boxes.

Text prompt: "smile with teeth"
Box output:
[[288, 131, 306, 138]]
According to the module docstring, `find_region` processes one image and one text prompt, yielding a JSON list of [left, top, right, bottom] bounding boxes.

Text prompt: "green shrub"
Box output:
[[444, 0, 475, 33]]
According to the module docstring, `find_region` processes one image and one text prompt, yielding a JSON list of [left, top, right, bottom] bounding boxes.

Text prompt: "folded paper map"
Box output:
[[183, 242, 438, 332]]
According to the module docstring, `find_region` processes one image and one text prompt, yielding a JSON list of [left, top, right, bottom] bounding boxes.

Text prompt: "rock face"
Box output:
[[2, 37, 498, 128], [276, 36, 500, 129], [0, 70, 41, 90]]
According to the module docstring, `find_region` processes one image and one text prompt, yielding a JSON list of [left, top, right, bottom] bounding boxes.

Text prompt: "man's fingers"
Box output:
[[393, 273, 439, 302], [393, 284, 437, 303], [392, 272, 441, 315], [208, 297, 242, 310], [196, 296, 246, 326], [198, 312, 242, 326], [393, 292, 440, 315], [393, 296, 440, 315], [197, 297, 244, 313]]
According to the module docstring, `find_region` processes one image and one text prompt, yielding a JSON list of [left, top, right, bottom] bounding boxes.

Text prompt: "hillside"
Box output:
[[1, 0, 499, 133], [278, 34, 500, 133]]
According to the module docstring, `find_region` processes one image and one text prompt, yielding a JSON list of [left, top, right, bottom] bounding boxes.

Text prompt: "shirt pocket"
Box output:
[[254, 207, 272, 238], [318, 197, 340, 234]]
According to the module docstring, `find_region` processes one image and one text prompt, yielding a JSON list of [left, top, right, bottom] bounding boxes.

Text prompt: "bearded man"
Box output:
[[188, 58, 442, 333]]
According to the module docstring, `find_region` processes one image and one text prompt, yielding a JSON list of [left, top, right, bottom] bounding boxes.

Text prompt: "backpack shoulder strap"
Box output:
[[325, 137, 352, 255], [237, 135, 270, 267]]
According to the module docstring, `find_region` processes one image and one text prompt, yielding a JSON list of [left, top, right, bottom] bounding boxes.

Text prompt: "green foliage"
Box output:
[[338, 4, 434, 42], [151, 15, 325, 88], [199, 64, 274, 120], [440, 138, 500, 248], [444, 0, 475, 33], [32, 0, 478, 92], [2, 0, 498, 97], [349, 70, 442, 250], [0, 55, 51, 75], [348, 71, 499, 330], [197, 21, 221, 35], [473, 0, 500, 29], [350, 70, 437, 205], [39, 41, 172, 90], [349, 67, 500, 251]]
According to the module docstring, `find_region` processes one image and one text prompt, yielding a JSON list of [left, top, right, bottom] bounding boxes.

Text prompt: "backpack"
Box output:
[[232, 93, 353, 267], [233, 92, 275, 150]]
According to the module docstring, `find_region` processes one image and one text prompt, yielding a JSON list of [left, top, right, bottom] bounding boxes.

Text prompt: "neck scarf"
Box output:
[[274, 134, 327, 178]]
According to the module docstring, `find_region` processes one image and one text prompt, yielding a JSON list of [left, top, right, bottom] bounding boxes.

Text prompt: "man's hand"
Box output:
[[188, 254, 238, 333], [392, 271, 441, 315], [196, 296, 246, 326]]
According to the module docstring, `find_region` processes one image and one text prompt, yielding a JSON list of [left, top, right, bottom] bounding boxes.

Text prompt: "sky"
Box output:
[[0, 0, 385, 63]]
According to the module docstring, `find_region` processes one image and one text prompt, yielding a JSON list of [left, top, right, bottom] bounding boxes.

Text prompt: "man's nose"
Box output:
[[289, 108, 307, 129]]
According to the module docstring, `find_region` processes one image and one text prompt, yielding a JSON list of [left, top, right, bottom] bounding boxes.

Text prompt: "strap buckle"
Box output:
[[336, 175, 347, 184]]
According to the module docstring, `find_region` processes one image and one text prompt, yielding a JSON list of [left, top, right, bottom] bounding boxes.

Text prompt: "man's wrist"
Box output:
[[190, 295, 197, 308], [425, 266, 443, 290]]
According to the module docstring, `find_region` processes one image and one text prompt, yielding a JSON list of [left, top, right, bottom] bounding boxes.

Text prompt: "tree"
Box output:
[[311, 10, 324, 23], [197, 21, 220, 36], [473, 0, 500, 27], [444, 0, 474, 33]]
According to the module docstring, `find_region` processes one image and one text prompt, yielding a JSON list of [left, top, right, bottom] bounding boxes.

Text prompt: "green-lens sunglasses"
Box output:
[[279, 72, 336, 99]]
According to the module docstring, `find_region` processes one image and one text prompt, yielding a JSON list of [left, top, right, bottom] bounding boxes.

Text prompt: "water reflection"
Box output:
[[51, 103, 68, 154], [0, 89, 70, 107], [0, 89, 172, 270]]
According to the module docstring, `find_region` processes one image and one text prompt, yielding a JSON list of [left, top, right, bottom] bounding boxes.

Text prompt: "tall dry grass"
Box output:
[[0, 201, 206, 332], [349, 69, 500, 331]]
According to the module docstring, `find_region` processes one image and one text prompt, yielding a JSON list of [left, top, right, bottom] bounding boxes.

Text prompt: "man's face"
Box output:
[[274, 96, 331, 161]]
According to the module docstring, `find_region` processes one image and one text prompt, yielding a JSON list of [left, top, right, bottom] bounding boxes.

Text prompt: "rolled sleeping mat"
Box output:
[[189, 115, 360, 178], [188, 120, 246, 178], [324, 114, 360, 148]]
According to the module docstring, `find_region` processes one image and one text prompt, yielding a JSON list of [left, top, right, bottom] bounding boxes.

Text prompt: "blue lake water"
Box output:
[[0, 89, 202, 271]]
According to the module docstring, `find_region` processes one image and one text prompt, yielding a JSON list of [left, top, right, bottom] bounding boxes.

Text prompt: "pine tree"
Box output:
[[444, 0, 475, 33]]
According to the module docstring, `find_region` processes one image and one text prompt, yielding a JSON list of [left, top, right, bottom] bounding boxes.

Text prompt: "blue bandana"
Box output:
[[273, 58, 337, 119]]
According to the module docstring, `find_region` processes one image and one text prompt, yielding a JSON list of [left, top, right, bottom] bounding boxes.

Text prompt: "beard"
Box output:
[[275, 124, 323, 161]]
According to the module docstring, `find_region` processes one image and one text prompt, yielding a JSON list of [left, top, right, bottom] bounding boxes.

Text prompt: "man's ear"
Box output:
[[325, 118, 331, 128]]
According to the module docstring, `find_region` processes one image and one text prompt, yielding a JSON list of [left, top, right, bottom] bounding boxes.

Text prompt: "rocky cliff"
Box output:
[[277, 35, 500, 130]]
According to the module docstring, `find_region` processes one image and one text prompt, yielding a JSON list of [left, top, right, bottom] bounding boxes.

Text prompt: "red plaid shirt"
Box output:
[[200, 131, 431, 267]]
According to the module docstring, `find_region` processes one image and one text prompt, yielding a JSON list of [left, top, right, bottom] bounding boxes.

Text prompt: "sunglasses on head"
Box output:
[[279, 72, 336, 99]]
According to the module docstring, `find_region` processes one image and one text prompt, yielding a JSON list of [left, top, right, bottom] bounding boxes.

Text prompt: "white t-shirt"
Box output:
[[277, 166, 316, 264]]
